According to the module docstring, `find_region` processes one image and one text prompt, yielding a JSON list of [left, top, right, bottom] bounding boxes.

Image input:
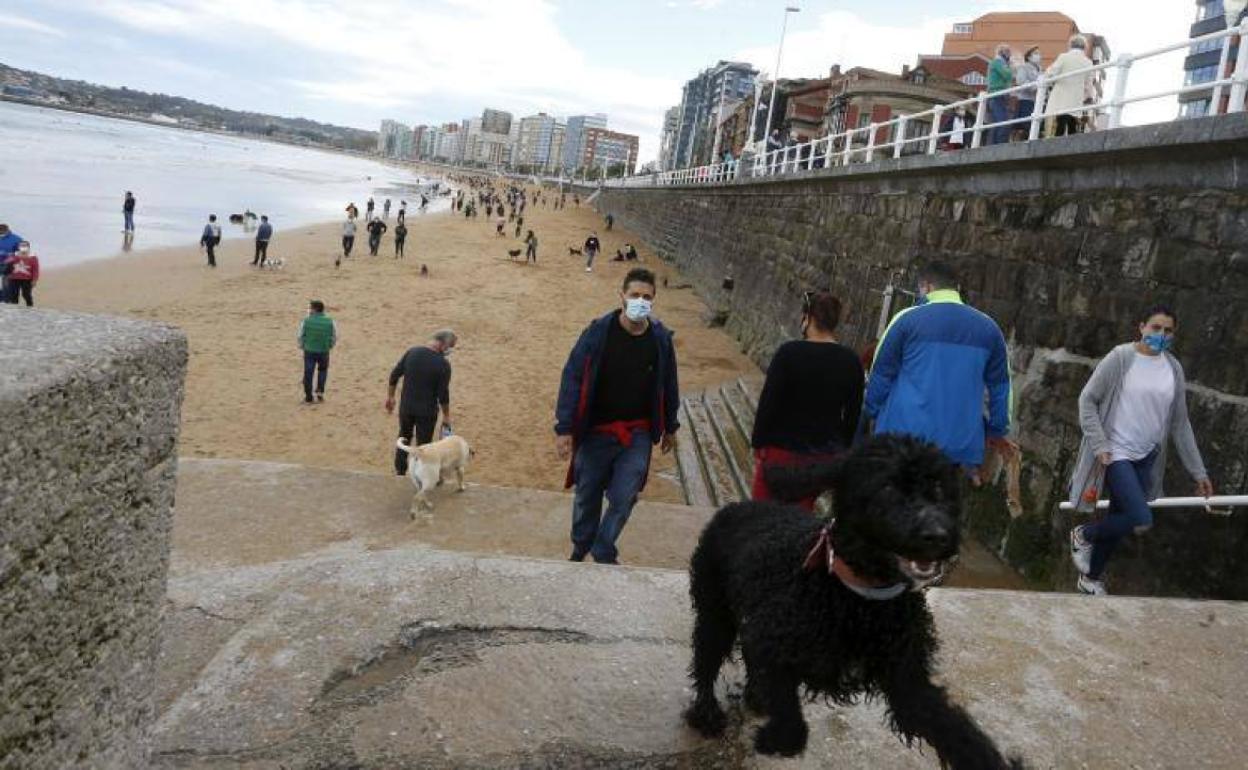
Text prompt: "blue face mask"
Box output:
[[1142, 333, 1172, 354]]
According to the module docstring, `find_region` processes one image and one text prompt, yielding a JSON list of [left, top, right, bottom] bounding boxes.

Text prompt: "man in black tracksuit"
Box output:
[[386, 329, 457, 474], [367, 218, 388, 256]]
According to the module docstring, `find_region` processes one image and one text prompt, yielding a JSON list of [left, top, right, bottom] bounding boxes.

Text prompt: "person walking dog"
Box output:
[[1068, 304, 1213, 596], [297, 300, 337, 404], [386, 330, 456, 475], [554, 267, 680, 564]]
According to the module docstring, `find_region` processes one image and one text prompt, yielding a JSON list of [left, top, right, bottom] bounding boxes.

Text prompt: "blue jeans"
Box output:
[[303, 351, 329, 400], [1083, 450, 1157, 579], [570, 429, 652, 563], [124, 210, 134, 232], [987, 96, 1011, 145]]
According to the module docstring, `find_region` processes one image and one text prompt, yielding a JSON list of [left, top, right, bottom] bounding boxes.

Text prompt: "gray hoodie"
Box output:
[[1068, 343, 1208, 511]]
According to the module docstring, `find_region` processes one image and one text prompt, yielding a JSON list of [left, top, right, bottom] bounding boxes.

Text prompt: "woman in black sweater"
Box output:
[[750, 292, 864, 510]]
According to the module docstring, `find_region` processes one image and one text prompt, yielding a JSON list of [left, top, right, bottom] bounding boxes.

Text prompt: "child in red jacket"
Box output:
[[5, 241, 39, 306]]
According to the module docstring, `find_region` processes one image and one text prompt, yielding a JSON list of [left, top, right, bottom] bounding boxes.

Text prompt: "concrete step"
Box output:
[[154, 542, 1248, 769], [171, 458, 716, 575]]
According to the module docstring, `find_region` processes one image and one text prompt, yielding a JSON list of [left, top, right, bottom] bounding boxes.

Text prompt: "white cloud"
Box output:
[[0, 14, 67, 37]]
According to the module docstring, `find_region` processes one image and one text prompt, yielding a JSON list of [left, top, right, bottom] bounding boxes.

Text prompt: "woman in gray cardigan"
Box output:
[[1068, 305, 1214, 595]]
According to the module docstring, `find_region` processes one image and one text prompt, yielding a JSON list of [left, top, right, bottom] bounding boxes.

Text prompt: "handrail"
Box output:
[[618, 20, 1248, 189], [1059, 495, 1247, 515]]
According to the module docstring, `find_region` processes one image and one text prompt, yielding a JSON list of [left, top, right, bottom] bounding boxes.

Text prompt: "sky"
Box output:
[[2, 0, 1196, 164]]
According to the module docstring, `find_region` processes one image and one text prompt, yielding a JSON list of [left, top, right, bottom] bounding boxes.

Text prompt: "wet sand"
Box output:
[[39, 191, 761, 504]]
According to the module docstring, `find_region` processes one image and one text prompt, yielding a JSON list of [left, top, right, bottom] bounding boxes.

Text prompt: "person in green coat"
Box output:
[[986, 43, 1015, 146], [298, 300, 338, 404]]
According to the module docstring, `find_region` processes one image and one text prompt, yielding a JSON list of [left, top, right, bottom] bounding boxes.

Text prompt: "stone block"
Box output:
[[0, 308, 187, 768]]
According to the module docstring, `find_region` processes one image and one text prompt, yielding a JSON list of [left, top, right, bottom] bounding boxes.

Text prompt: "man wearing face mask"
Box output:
[[986, 43, 1015, 145], [554, 267, 681, 564], [1067, 304, 1213, 596], [387, 329, 457, 475], [1014, 47, 1043, 139], [864, 261, 1011, 468]]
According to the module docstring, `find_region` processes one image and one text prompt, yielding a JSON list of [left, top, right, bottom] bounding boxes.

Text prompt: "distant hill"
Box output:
[[0, 62, 377, 153]]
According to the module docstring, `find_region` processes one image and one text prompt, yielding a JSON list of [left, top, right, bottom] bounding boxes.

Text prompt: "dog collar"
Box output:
[[803, 523, 908, 601]]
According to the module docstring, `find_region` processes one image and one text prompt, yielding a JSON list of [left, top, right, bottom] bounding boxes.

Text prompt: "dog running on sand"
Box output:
[[568, 246, 583, 256], [395, 434, 472, 517], [684, 434, 1024, 769], [420, 264, 430, 277], [507, 248, 522, 259]]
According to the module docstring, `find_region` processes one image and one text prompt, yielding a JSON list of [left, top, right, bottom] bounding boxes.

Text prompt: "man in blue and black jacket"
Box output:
[[865, 261, 1012, 468], [555, 267, 680, 564]]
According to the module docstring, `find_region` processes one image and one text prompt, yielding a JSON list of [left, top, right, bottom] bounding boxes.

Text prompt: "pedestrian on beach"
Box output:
[[346, 202, 358, 221], [341, 217, 357, 265], [515, 215, 524, 238], [123, 191, 136, 233], [297, 300, 337, 404], [1046, 35, 1095, 137], [625, 244, 639, 261], [386, 330, 457, 475], [398, 201, 407, 224], [367, 217, 388, 256], [200, 215, 221, 268], [496, 216, 506, 236], [486, 203, 493, 218], [394, 222, 408, 258], [3, 241, 39, 306], [554, 267, 680, 565], [383, 198, 391, 220], [986, 43, 1014, 145], [751, 292, 863, 510], [0, 223, 23, 301], [583, 231, 601, 272], [606, 213, 614, 231], [366, 197, 375, 221], [863, 261, 1012, 468], [524, 229, 538, 264], [253, 215, 273, 266], [1067, 304, 1214, 596]]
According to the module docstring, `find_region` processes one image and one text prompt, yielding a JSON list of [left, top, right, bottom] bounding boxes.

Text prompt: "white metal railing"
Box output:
[[1059, 495, 1247, 516], [616, 21, 1248, 188]]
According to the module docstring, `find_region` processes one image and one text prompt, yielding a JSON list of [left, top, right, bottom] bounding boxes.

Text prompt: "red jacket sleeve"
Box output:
[[30, 256, 39, 283]]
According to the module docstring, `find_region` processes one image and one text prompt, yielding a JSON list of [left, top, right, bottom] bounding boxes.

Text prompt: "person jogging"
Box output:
[[394, 222, 408, 258], [386, 330, 457, 475], [583, 232, 601, 272], [253, 215, 273, 266], [297, 300, 337, 404], [340, 217, 357, 266], [367, 218, 387, 256], [524, 230, 538, 264], [554, 267, 680, 564]]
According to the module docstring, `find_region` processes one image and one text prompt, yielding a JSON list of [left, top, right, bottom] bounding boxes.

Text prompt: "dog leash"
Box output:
[[802, 521, 908, 601]]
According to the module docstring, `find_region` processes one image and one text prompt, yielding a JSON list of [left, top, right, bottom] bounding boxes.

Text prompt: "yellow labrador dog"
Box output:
[[396, 434, 472, 517]]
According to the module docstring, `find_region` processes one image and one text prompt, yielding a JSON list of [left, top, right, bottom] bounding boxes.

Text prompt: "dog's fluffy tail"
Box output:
[[396, 437, 417, 455]]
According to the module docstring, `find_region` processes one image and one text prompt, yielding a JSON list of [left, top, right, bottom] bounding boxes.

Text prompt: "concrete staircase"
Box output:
[[675, 376, 764, 507]]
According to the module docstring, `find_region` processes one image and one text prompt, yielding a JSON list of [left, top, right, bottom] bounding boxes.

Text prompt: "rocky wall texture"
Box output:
[[0, 308, 187, 768], [599, 114, 1248, 599]]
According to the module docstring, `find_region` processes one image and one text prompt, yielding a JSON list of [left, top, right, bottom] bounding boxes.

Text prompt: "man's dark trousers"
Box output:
[[254, 240, 269, 265], [395, 413, 438, 474], [303, 351, 328, 400]]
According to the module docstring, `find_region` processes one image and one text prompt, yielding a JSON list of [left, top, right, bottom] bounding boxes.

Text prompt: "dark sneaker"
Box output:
[[315, 393, 324, 402], [569, 550, 587, 562], [303, 396, 314, 404]]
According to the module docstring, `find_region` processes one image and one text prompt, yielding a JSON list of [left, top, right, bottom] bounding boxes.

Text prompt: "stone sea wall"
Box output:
[[0, 308, 187, 767], [599, 115, 1248, 599]]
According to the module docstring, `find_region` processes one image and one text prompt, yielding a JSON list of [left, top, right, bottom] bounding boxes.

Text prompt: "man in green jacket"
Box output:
[[298, 300, 338, 403], [986, 43, 1014, 146]]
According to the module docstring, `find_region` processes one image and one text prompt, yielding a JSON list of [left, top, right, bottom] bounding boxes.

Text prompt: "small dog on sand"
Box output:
[[568, 246, 583, 256], [259, 257, 285, 270], [507, 248, 522, 259], [396, 434, 472, 517], [420, 264, 430, 277]]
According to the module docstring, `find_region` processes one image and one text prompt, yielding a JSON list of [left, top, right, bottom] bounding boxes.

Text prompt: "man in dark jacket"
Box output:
[[583, 232, 601, 272], [367, 218, 388, 256], [554, 267, 680, 564], [386, 329, 456, 474], [253, 215, 274, 266]]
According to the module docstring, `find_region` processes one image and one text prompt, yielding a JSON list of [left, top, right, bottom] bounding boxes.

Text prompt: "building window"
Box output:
[[1185, 64, 1220, 85], [1190, 37, 1224, 55], [961, 71, 986, 86], [1181, 98, 1211, 118], [952, 23, 973, 34], [1197, 1, 1225, 22]]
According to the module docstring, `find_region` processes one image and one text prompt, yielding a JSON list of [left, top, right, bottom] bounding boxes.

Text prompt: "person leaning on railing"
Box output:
[[1014, 46, 1043, 140], [1044, 34, 1095, 138], [986, 43, 1015, 146]]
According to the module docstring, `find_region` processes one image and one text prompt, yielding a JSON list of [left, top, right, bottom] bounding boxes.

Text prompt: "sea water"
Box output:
[[0, 101, 443, 267]]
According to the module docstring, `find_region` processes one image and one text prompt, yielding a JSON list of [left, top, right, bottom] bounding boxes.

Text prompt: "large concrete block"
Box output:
[[0, 307, 187, 768]]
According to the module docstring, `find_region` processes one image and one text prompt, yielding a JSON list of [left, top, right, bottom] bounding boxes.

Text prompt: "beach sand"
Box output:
[[39, 192, 760, 504]]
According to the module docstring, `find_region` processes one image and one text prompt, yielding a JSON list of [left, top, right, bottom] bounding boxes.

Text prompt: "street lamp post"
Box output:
[[762, 6, 801, 151]]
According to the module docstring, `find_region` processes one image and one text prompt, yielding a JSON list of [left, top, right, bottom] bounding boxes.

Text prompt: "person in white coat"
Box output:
[[1044, 35, 1094, 137]]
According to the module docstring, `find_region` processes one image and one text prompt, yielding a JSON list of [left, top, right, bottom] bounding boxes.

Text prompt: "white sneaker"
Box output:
[[1069, 526, 1093, 576], [1077, 575, 1107, 596], [585, 267, 592, 272]]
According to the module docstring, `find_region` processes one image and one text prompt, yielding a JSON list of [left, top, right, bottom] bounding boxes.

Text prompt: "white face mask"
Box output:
[[624, 298, 652, 322], [1029, 53, 1041, 64], [18, 245, 30, 256]]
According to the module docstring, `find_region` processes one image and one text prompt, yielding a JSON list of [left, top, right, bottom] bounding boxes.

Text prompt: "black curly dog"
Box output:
[[684, 434, 1022, 768]]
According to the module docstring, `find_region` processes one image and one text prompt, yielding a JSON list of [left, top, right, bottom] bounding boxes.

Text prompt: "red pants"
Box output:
[[751, 447, 841, 512]]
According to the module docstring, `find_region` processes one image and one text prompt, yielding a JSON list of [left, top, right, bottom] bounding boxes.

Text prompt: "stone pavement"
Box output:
[[153, 461, 1248, 768]]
